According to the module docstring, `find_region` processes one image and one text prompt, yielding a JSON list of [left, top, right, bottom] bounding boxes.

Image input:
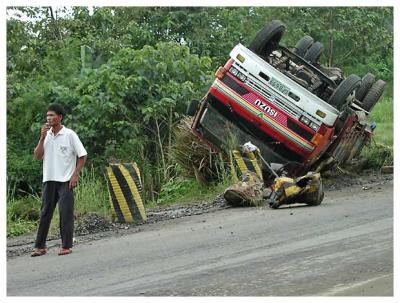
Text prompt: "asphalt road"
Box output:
[[7, 182, 393, 296]]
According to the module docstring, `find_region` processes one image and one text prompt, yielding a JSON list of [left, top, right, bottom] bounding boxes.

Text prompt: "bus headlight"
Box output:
[[309, 122, 320, 131], [229, 66, 238, 76], [237, 72, 247, 82], [300, 115, 311, 126]]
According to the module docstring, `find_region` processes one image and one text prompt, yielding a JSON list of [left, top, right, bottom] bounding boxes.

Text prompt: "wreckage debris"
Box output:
[[223, 170, 324, 209], [268, 172, 324, 209], [224, 143, 324, 209], [224, 171, 267, 207]]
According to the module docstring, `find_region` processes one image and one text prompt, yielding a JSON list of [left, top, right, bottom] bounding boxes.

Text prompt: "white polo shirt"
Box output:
[[43, 126, 87, 182]]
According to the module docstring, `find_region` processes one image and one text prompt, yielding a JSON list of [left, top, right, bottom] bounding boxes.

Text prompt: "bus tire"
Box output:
[[328, 74, 361, 111], [293, 35, 314, 57], [361, 80, 386, 112], [249, 20, 286, 57], [355, 73, 375, 101], [304, 41, 324, 64]]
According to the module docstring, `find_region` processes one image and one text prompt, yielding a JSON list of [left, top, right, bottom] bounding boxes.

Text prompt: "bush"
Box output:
[[157, 178, 199, 205], [73, 166, 110, 217], [7, 215, 37, 237], [7, 143, 42, 198], [360, 141, 393, 169], [156, 176, 231, 206], [7, 195, 41, 221], [369, 97, 393, 146], [7, 197, 39, 237]]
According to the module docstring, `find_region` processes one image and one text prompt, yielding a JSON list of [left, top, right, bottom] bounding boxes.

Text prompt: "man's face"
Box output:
[[46, 111, 62, 126]]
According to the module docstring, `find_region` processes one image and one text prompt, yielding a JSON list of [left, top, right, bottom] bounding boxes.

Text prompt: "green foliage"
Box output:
[[369, 97, 393, 146], [155, 176, 230, 206], [359, 95, 393, 169], [334, 95, 393, 172], [157, 178, 198, 205], [278, 7, 393, 76], [7, 142, 42, 198], [7, 214, 37, 237], [7, 194, 41, 221], [73, 166, 110, 217], [71, 42, 212, 161], [7, 195, 40, 237], [360, 142, 393, 169]]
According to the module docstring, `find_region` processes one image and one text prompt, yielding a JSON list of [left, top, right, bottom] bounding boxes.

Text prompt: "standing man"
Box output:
[[31, 104, 87, 256]]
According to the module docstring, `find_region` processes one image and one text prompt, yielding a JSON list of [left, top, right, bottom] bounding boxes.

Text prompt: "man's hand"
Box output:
[[69, 174, 79, 189], [70, 156, 87, 189], [40, 123, 50, 140], [34, 124, 50, 160]]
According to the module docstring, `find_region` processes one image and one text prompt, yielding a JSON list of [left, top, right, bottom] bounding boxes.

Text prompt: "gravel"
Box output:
[[322, 169, 393, 191]]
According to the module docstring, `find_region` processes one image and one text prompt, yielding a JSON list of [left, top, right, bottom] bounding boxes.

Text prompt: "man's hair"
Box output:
[[47, 103, 66, 118]]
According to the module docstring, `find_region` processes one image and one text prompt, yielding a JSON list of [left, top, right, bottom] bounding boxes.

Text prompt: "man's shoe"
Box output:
[[31, 248, 47, 257], [58, 248, 72, 256]]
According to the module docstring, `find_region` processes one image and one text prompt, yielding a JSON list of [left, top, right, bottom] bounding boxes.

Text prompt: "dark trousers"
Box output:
[[34, 181, 74, 249]]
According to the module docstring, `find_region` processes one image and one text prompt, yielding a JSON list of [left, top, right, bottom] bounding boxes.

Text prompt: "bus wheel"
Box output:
[[355, 73, 375, 102], [293, 35, 314, 57], [361, 80, 386, 112], [304, 41, 324, 64], [249, 20, 286, 57], [328, 74, 361, 111]]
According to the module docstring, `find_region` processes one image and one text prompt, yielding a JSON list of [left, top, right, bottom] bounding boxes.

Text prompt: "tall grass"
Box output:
[[360, 141, 393, 169], [48, 166, 110, 235], [7, 194, 41, 237], [358, 96, 393, 169], [149, 176, 231, 208], [369, 96, 393, 146], [7, 212, 37, 237], [73, 166, 110, 217], [7, 166, 111, 237]]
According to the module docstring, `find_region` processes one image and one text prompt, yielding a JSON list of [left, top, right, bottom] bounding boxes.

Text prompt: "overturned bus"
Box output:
[[186, 20, 385, 182]]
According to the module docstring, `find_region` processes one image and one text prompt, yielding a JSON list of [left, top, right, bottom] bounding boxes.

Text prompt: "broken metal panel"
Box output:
[[268, 172, 324, 208]]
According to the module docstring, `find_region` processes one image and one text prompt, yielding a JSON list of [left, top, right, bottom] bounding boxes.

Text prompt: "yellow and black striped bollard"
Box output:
[[106, 163, 147, 224]]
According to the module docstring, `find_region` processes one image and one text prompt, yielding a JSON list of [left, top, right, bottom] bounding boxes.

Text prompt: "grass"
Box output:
[[170, 117, 225, 184], [7, 166, 111, 237], [368, 96, 393, 146], [355, 96, 393, 170], [7, 215, 37, 237], [48, 167, 110, 235], [7, 194, 41, 237], [148, 176, 232, 208], [73, 167, 110, 217], [360, 141, 393, 169]]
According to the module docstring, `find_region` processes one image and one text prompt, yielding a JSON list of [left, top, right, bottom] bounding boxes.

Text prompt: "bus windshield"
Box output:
[[195, 97, 301, 166]]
